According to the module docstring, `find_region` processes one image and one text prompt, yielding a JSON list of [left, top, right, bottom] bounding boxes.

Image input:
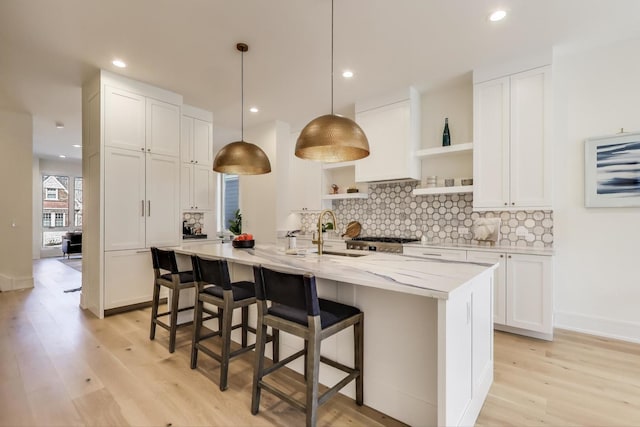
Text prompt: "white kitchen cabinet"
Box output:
[[181, 163, 215, 211], [82, 70, 183, 317], [181, 113, 213, 166], [104, 249, 154, 310], [354, 87, 421, 182], [105, 147, 180, 250], [473, 66, 551, 210], [467, 250, 553, 339], [289, 130, 322, 211], [403, 246, 467, 261]]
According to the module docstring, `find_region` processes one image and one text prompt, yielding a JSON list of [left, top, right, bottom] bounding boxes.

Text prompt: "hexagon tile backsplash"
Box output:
[[299, 181, 553, 248]]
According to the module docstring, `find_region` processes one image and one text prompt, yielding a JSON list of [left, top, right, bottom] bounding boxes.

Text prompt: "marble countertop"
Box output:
[[174, 243, 497, 300]]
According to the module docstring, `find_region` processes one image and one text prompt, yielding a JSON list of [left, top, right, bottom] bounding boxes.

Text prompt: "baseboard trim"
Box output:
[[494, 324, 553, 341], [554, 311, 640, 344], [104, 297, 167, 317], [0, 274, 34, 292]]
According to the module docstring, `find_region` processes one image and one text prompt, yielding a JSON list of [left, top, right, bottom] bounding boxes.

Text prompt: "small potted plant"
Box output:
[[228, 209, 242, 236], [322, 221, 334, 237]]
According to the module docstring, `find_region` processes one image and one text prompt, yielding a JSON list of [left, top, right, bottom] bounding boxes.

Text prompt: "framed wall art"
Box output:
[[585, 132, 640, 207]]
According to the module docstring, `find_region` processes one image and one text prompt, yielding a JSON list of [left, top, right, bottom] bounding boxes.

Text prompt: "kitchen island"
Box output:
[[174, 243, 496, 426]]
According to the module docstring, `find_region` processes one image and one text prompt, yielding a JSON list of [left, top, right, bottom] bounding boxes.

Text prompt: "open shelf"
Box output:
[[412, 185, 473, 196], [322, 161, 356, 170], [321, 192, 369, 200], [415, 142, 473, 159]]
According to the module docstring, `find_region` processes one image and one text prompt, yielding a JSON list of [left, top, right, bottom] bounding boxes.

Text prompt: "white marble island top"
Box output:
[[174, 242, 496, 300]]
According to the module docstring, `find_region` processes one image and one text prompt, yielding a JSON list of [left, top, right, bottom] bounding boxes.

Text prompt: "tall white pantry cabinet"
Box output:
[[82, 70, 182, 318]]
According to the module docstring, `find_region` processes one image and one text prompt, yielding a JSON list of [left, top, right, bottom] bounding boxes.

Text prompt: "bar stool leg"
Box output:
[[305, 320, 321, 427], [355, 314, 364, 406], [219, 296, 234, 391], [251, 306, 268, 415], [150, 282, 161, 340], [272, 328, 280, 363], [190, 291, 204, 369], [241, 306, 249, 348], [168, 286, 180, 353]]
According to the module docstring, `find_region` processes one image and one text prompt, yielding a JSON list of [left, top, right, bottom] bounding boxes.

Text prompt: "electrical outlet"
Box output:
[[458, 227, 469, 235], [515, 226, 528, 236]]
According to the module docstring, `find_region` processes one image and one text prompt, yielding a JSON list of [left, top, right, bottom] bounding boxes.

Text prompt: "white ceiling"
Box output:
[[2, 0, 640, 160]]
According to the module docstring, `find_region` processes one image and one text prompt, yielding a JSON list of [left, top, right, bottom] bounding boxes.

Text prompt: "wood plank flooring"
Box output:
[[2, 258, 640, 426]]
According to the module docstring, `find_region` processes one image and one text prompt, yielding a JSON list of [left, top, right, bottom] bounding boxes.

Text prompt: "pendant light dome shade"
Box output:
[[295, 114, 369, 162], [213, 42, 271, 175], [294, 0, 370, 163], [213, 140, 271, 174]]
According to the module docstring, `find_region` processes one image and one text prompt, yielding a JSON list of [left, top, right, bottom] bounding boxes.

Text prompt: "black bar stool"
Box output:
[[149, 247, 215, 353], [191, 255, 279, 391], [251, 265, 364, 427]]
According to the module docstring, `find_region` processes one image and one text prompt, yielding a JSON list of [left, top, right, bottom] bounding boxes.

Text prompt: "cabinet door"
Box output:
[[403, 246, 467, 261], [104, 86, 145, 152], [104, 249, 154, 309], [104, 147, 146, 251], [193, 118, 213, 166], [506, 253, 553, 334], [193, 164, 215, 210], [180, 116, 194, 164], [473, 77, 510, 209], [509, 66, 551, 208], [290, 131, 322, 211], [180, 163, 194, 210], [467, 251, 507, 325], [146, 98, 180, 157], [146, 153, 180, 247], [355, 100, 420, 182]]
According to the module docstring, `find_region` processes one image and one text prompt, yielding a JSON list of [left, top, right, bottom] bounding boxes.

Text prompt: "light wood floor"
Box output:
[[1, 258, 640, 426]]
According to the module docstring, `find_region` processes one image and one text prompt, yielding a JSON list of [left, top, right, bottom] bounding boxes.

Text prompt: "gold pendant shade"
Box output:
[[213, 140, 271, 175], [295, 114, 369, 162], [213, 42, 271, 175]]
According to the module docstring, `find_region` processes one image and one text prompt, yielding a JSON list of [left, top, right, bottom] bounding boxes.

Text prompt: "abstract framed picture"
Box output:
[[585, 132, 640, 207]]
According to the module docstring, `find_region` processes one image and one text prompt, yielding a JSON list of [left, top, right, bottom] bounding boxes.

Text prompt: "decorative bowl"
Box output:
[[232, 239, 255, 249]]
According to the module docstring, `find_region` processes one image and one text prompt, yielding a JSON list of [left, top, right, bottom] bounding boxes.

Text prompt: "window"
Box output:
[[219, 174, 239, 232], [45, 188, 57, 200], [55, 212, 65, 227], [74, 177, 83, 227]]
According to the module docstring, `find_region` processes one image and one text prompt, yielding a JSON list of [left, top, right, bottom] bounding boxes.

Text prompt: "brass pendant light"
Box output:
[[213, 43, 271, 175], [295, 0, 369, 163]]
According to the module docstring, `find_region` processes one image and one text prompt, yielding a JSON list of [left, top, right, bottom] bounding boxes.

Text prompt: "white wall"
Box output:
[[552, 36, 640, 342], [240, 120, 290, 243], [0, 110, 33, 291]]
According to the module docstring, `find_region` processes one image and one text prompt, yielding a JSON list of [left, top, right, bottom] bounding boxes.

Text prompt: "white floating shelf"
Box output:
[[321, 192, 369, 200], [412, 185, 474, 196], [321, 160, 356, 170], [415, 142, 473, 159]]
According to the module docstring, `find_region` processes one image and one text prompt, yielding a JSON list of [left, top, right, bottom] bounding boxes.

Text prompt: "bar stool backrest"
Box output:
[[192, 256, 233, 291], [253, 265, 320, 317], [151, 247, 179, 274]]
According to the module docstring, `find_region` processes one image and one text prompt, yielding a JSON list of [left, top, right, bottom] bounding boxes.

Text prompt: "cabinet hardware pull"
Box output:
[[140, 147, 144, 151], [147, 148, 151, 152], [141, 200, 145, 217], [511, 202, 515, 205], [421, 253, 442, 257], [195, 160, 198, 164], [508, 255, 512, 259], [136, 250, 148, 254], [500, 254, 504, 258], [504, 202, 507, 206], [148, 200, 151, 216]]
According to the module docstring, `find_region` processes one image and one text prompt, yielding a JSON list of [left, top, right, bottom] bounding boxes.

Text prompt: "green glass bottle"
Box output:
[[442, 117, 451, 147]]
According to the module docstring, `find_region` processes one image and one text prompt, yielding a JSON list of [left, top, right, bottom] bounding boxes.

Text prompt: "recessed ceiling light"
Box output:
[[489, 10, 507, 21], [342, 70, 354, 78], [112, 59, 127, 68], [59, 155, 66, 158], [249, 107, 259, 113], [55, 122, 64, 129], [72, 144, 82, 148]]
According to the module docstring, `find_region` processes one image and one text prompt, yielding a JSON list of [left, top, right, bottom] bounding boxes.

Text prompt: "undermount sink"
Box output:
[[322, 251, 369, 258]]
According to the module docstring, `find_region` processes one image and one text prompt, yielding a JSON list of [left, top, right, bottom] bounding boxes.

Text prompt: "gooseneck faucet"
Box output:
[[313, 209, 337, 255]]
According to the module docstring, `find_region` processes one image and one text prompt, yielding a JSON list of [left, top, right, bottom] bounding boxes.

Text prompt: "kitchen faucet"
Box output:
[[313, 209, 337, 255]]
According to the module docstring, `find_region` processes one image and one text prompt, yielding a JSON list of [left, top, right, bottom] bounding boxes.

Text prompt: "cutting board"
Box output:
[[342, 221, 362, 238]]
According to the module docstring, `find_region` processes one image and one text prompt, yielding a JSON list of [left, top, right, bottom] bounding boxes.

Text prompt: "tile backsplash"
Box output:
[[183, 212, 205, 233], [300, 181, 553, 248]]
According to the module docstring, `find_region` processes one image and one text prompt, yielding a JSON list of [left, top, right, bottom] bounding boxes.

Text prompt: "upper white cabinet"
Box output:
[[473, 66, 551, 210], [104, 86, 180, 157], [289, 130, 322, 211], [181, 105, 214, 166], [180, 105, 215, 211], [355, 87, 421, 182]]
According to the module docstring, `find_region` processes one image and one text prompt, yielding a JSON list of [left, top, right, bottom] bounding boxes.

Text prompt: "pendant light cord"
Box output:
[[241, 48, 244, 141], [331, 0, 334, 115]]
